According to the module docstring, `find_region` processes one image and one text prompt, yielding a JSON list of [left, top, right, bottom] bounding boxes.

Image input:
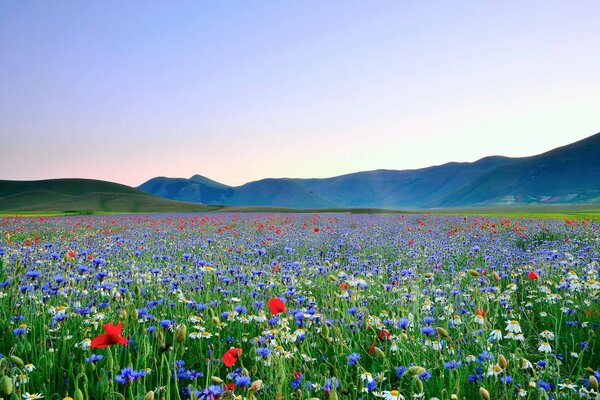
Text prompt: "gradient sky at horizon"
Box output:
[[1, 1, 599, 187]]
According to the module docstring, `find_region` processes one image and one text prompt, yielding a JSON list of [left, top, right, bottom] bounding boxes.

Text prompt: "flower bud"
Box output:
[[590, 375, 599, 390], [10, 356, 24, 367], [479, 387, 490, 400], [144, 391, 155, 400], [321, 324, 330, 340], [1, 375, 13, 395], [374, 347, 385, 358], [414, 377, 423, 393], [251, 380, 263, 391], [467, 269, 480, 277], [408, 366, 426, 375], [74, 388, 85, 400], [176, 324, 187, 343], [436, 327, 450, 339], [499, 354, 508, 369]]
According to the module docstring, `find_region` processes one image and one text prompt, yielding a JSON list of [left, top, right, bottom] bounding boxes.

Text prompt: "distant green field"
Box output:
[[426, 204, 600, 221]]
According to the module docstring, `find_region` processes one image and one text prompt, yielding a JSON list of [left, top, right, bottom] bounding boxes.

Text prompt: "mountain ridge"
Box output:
[[138, 132, 600, 208]]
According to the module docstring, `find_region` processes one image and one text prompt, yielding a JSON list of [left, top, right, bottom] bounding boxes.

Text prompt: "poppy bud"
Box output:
[[144, 391, 155, 400], [492, 271, 500, 281], [74, 388, 84, 400], [451, 395, 458, 400], [176, 324, 187, 343], [211, 376, 224, 384], [106, 349, 114, 371], [374, 346, 385, 358], [590, 375, 599, 389], [467, 269, 480, 277], [251, 380, 263, 391], [121, 309, 127, 319], [408, 366, 426, 375], [479, 387, 490, 400], [212, 316, 221, 325], [424, 272, 434, 278], [414, 377, 423, 393], [10, 356, 23, 367], [1, 375, 13, 395], [242, 367, 249, 376], [328, 275, 338, 282], [436, 327, 450, 339], [498, 354, 508, 369], [321, 324, 330, 340], [296, 389, 302, 397]]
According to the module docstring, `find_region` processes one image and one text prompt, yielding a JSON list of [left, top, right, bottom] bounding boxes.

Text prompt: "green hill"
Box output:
[[0, 178, 220, 213]]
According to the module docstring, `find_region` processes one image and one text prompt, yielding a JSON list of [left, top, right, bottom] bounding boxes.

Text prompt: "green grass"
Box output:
[[0, 179, 222, 214]]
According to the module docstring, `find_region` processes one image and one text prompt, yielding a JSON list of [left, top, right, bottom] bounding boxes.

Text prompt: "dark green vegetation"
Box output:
[[0, 179, 219, 213], [140, 132, 600, 208]]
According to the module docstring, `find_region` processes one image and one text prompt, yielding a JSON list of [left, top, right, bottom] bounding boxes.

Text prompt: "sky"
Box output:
[[1, 1, 599, 187]]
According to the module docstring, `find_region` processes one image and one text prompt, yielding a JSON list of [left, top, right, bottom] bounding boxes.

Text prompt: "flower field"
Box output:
[[0, 214, 599, 400]]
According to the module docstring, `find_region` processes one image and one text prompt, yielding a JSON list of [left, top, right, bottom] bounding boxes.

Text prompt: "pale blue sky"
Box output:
[[1, 1, 599, 186]]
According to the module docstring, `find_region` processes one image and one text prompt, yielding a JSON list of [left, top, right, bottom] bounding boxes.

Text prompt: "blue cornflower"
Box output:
[[396, 366, 406, 377], [421, 326, 436, 336], [85, 354, 104, 363], [235, 375, 251, 387], [348, 353, 361, 365], [198, 385, 222, 400], [160, 319, 172, 329], [13, 325, 28, 336], [398, 317, 409, 329], [257, 347, 271, 358], [444, 359, 461, 369], [115, 367, 147, 385], [418, 371, 432, 381], [290, 374, 303, 389]]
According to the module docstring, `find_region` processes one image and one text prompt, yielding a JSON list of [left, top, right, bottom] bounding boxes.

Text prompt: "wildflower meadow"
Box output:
[[0, 214, 598, 400]]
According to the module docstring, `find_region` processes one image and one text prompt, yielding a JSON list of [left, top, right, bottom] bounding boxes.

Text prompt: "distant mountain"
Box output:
[[138, 132, 600, 209], [0, 179, 219, 213]]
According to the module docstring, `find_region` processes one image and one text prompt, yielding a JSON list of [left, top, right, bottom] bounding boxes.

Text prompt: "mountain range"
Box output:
[[139, 132, 600, 209]]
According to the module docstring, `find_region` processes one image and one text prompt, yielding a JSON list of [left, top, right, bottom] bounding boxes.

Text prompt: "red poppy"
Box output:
[[369, 343, 376, 355], [224, 383, 236, 391], [378, 330, 391, 341], [91, 321, 128, 348], [67, 250, 76, 259], [528, 270, 539, 281], [293, 371, 302, 378], [477, 308, 488, 318], [268, 298, 287, 315], [340, 283, 349, 291], [314, 228, 320, 233], [222, 348, 242, 367]]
